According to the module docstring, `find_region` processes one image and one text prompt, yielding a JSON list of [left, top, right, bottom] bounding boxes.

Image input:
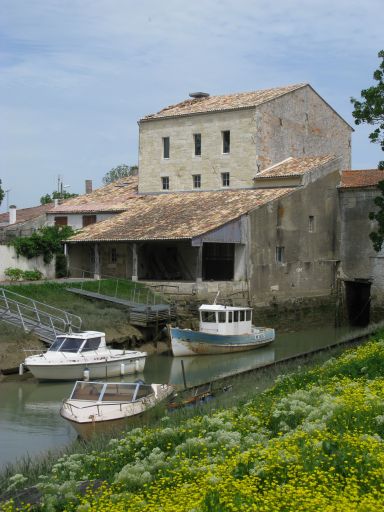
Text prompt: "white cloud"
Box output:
[[0, 0, 383, 208]]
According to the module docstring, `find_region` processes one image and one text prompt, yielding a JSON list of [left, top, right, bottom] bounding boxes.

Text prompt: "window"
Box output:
[[161, 176, 169, 190], [276, 246, 285, 264], [221, 172, 230, 187], [193, 174, 201, 189], [163, 137, 170, 158], [239, 310, 245, 321], [308, 216, 315, 232], [110, 247, 117, 264], [82, 215, 97, 227], [218, 312, 226, 323], [81, 338, 101, 352], [222, 130, 230, 153], [194, 133, 201, 156], [201, 311, 217, 322], [54, 216, 68, 226]]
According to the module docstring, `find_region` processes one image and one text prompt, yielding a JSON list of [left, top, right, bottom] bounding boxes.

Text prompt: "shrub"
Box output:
[[22, 269, 43, 281], [4, 267, 23, 281], [55, 253, 68, 278]]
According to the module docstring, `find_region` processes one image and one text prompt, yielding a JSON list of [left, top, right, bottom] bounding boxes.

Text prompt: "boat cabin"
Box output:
[[199, 304, 253, 336], [49, 331, 106, 353]]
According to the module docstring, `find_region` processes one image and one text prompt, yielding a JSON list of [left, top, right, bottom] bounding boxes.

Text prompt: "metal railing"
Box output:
[[68, 267, 167, 306], [0, 287, 82, 337]]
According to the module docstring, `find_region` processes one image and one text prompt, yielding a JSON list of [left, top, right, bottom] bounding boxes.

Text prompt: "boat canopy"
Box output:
[[49, 332, 106, 353], [69, 381, 154, 402]]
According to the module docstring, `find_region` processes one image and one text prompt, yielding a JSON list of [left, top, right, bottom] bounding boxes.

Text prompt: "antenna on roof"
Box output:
[[189, 92, 210, 99]]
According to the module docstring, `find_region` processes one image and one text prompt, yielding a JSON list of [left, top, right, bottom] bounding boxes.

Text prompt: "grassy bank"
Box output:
[[0, 281, 154, 370], [2, 333, 384, 511]]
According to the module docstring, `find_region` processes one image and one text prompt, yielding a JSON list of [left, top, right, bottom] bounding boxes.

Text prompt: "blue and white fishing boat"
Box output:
[[170, 303, 275, 356]]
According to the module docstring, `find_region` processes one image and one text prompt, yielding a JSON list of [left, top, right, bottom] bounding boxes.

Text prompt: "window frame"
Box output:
[[222, 130, 230, 154], [161, 176, 170, 190], [221, 172, 230, 188], [82, 215, 97, 227], [192, 174, 201, 189], [276, 246, 285, 264], [162, 137, 170, 159], [54, 216, 68, 226], [193, 133, 202, 156]]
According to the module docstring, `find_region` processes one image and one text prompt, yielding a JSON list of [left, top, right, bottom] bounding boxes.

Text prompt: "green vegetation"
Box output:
[[40, 191, 78, 205], [2, 335, 384, 511], [73, 278, 163, 305], [0, 178, 4, 206], [4, 268, 43, 281], [10, 226, 74, 265], [102, 164, 138, 185], [351, 49, 384, 170]]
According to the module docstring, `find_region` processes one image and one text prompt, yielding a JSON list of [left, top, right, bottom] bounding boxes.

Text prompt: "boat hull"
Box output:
[[26, 355, 146, 381], [170, 327, 275, 356], [60, 385, 174, 439]]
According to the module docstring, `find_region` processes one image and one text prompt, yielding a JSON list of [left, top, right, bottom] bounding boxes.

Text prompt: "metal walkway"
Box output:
[[0, 288, 82, 344], [66, 287, 173, 327]]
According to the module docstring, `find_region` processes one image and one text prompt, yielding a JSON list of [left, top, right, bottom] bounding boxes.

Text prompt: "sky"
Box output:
[[1, 0, 383, 212]]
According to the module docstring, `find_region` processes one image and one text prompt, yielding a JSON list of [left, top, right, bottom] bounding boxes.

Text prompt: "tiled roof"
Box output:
[[0, 204, 52, 226], [67, 188, 294, 243], [340, 170, 384, 189], [141, 84, 307, 120], [48, 176, 138, 214], [254, 155, 336, 179]]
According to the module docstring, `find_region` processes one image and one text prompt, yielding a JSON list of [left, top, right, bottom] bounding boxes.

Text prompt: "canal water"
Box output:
[[0, 325, 357, 470]]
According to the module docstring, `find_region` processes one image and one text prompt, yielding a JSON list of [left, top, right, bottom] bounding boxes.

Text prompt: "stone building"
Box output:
[[138, 84, 351, 193], [63, 84, 353, 314], [339, 169, 384, 324]]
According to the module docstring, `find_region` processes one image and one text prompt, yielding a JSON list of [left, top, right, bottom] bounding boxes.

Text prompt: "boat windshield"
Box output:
[[70, 381, 153, 402], [50, 337, 84, 353], [80, 337, 101, 352]]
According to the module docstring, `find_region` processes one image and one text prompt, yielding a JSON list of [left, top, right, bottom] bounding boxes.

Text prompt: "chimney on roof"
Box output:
[[9, 205, 16, 225], [85, 180, 93, 194], [189, 92, 210, 99]]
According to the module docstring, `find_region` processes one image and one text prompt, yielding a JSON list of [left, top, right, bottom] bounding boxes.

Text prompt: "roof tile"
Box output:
[[68, 188, 294, 243], [340, 170, 384, 189], [141, 84, 307, 120]]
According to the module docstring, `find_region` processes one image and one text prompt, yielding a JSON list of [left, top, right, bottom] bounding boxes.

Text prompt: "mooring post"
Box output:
[[181, 359, 187, 389]]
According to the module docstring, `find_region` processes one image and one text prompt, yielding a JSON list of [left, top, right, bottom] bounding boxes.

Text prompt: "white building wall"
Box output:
[[46, 213, 114, 230], [0, 245, 56, 281]]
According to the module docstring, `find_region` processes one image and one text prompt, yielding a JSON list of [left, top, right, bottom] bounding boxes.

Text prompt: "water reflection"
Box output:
[[0, 324, 357, 469]]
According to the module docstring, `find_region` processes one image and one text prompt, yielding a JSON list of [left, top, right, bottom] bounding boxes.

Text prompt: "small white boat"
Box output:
[[170, 304, 275, 356], [24, 331, 147, 381], [60, 380, 174, 439]]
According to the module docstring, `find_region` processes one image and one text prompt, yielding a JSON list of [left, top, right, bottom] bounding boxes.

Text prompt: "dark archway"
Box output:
[[344, 279, 371, 327]]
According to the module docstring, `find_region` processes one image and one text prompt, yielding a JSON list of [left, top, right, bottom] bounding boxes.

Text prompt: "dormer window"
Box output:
[[162, 137, 170, 159]]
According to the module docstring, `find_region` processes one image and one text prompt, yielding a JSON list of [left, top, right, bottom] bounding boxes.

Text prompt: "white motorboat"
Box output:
[[60, 380, 174, 439], [24, 331, 147, 381], [170, 304, 275, 356]]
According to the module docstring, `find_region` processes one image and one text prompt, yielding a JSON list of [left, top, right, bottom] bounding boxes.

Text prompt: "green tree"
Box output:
[[102, 164, 138, 185], [368, 181, 384, 252], [11, 225, 75, 264], [351, 50, 384, 170], [40, 190, 78, 205], [0, 179, 4, 206]]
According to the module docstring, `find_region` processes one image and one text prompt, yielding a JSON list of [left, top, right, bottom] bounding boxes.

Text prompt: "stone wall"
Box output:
[[248, 163, 341, 303], [138, 85, 352, 194]]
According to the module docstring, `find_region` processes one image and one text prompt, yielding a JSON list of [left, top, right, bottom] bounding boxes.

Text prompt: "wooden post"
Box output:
[[196, 244, 203, 283], [94, 243, 100, 279], [132, 243, 138, 282]]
